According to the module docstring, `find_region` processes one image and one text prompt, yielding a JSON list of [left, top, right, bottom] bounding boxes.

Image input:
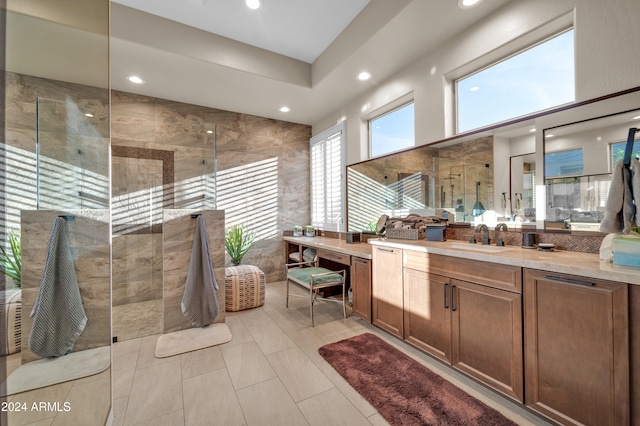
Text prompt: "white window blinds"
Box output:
[[310, 122, 346, 232]]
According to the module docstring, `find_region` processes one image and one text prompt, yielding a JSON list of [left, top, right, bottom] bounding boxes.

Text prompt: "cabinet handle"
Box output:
[[443, 283, 449, 309], [450, 285, 456, 311], [377, 248, 394, 253], [543, 275, 594, 287]]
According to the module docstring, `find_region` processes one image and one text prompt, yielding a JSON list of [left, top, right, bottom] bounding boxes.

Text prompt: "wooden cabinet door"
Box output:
[[524, 269, 629, 426], [403, 269, 451, 363], [372, 246, 403, 338], [351, 257, 372, 323], [450, 279, 524, 402]]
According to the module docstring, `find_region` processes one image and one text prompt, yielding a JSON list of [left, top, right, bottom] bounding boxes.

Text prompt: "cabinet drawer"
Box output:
[[404, 251, 521, 293], [429, 254, 521, 293], [404, 250, 430, 271], [317, 249, 350, 265]]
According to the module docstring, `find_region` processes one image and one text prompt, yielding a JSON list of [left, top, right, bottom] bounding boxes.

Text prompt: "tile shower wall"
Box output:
[[3, 73, 111, 362], [163, 210, 225, 333], [111, 91, 310, 341], [20, 210, 111, 363]]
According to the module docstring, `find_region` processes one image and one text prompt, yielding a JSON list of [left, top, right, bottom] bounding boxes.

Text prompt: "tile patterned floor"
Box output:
[[111, 281, 551, 426], [3, 280, 553, 425]]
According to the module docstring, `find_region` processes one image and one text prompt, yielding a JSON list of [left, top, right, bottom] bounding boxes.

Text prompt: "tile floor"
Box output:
[[112, 281, 551, 426], [3, 280, 553, 425]]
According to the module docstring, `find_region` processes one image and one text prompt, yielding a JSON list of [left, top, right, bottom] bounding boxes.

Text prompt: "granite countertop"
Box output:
[[368, 238, 640, 285], [284, 236, 373, 259]]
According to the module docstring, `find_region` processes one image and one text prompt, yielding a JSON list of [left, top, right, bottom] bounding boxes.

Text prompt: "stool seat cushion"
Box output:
[[225, 265, 265, 312], [287, 267, 343, 286]]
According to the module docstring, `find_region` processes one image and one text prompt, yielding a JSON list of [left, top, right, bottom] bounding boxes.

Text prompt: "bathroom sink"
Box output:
[[447, 243, 510, 253]]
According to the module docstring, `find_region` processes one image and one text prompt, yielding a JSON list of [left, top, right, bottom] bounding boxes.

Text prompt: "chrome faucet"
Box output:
[[475, 224, 491, 245]]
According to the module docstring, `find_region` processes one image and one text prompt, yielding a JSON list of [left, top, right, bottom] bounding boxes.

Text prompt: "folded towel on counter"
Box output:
[[29, 217, 87, 358], [181, 215, 219, 327], [302, 248, 317, 263]]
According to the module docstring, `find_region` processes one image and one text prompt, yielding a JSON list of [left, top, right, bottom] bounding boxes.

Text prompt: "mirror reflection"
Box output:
[[347, 136, 494, 231], [510, 153, 536, 222], [543, 108, 640, 232], [2, 0, 111, 424]]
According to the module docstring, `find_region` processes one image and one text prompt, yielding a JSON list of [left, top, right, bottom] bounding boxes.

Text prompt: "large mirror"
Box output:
[[347, 88, 640, 232], [2, 1, 112, 424], [543, 107, 640, 232], [347, 135, 495, 231]]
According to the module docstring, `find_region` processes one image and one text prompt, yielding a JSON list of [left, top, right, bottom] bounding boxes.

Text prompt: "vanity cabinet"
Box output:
[[403, 268, 450, 362], [403, 251, 524, 402], [450, 279, 523, 402], [351, 257, 372, 322], [524, 269, 629, 426], [372, 246, 403, 338]]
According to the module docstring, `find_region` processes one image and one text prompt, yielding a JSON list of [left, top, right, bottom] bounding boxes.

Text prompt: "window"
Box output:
[[370, 102, 414, 157], [456, 29, 575, 133], [611, 139, 640, 167], [310, 122, 346, 231], [545, 148, 583, 177]]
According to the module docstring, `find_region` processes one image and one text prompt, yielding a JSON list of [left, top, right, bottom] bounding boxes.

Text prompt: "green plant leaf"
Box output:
[[225, 224, 255, 265], [0, 229, 21, 287]]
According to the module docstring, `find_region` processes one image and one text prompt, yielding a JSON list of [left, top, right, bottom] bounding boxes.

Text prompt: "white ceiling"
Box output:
[[6, 0, 514, 125], [110, 0, 371, 64]]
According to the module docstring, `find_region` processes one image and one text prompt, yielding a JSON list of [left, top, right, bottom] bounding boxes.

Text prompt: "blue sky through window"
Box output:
[[545, 148, 583, 177], [370, 103, 415, 157], [457, 30, 575, 133]]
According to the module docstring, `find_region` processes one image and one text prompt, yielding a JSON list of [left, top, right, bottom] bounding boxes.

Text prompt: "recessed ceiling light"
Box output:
[[546, 134, 555, 138], [126, 75, 145, 84], [206, 130, 213, 134], [280, 106, 290, 112], [458, 0, 482, 9], [357, 71, 372, 81], [529, 128, 536, 132], [84, 113, 94, 118], [469, 86, 480, 92], [246, 0, 261, 10], [633, 115, 640, 120]]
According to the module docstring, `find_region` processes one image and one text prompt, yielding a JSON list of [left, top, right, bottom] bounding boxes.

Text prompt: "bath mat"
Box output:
[[155, 323, 232, 358], [1, 346, 110, 396], [319, 333, 517, 426]]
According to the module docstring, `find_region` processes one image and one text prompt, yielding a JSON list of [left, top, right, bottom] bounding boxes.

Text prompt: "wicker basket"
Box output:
[[385, 228, 425, 240]]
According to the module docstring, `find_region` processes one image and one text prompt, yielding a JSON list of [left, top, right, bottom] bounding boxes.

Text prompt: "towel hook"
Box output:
[[58, 215, 75, 221]]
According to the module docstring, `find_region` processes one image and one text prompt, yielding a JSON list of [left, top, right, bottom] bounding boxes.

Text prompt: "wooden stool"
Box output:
[[224, 265, 266, 312]]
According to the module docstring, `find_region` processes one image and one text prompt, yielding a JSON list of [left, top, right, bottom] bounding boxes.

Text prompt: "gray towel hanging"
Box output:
[[29, 217, 87, 358], [181, 215, 219, 327]]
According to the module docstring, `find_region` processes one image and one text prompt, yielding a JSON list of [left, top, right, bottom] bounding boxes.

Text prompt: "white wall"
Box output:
[[313, 0, 640, 166]]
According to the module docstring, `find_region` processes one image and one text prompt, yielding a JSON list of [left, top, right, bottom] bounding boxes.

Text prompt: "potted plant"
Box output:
[[225, 224, 256, 266], [0, 229, 21, 288]]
